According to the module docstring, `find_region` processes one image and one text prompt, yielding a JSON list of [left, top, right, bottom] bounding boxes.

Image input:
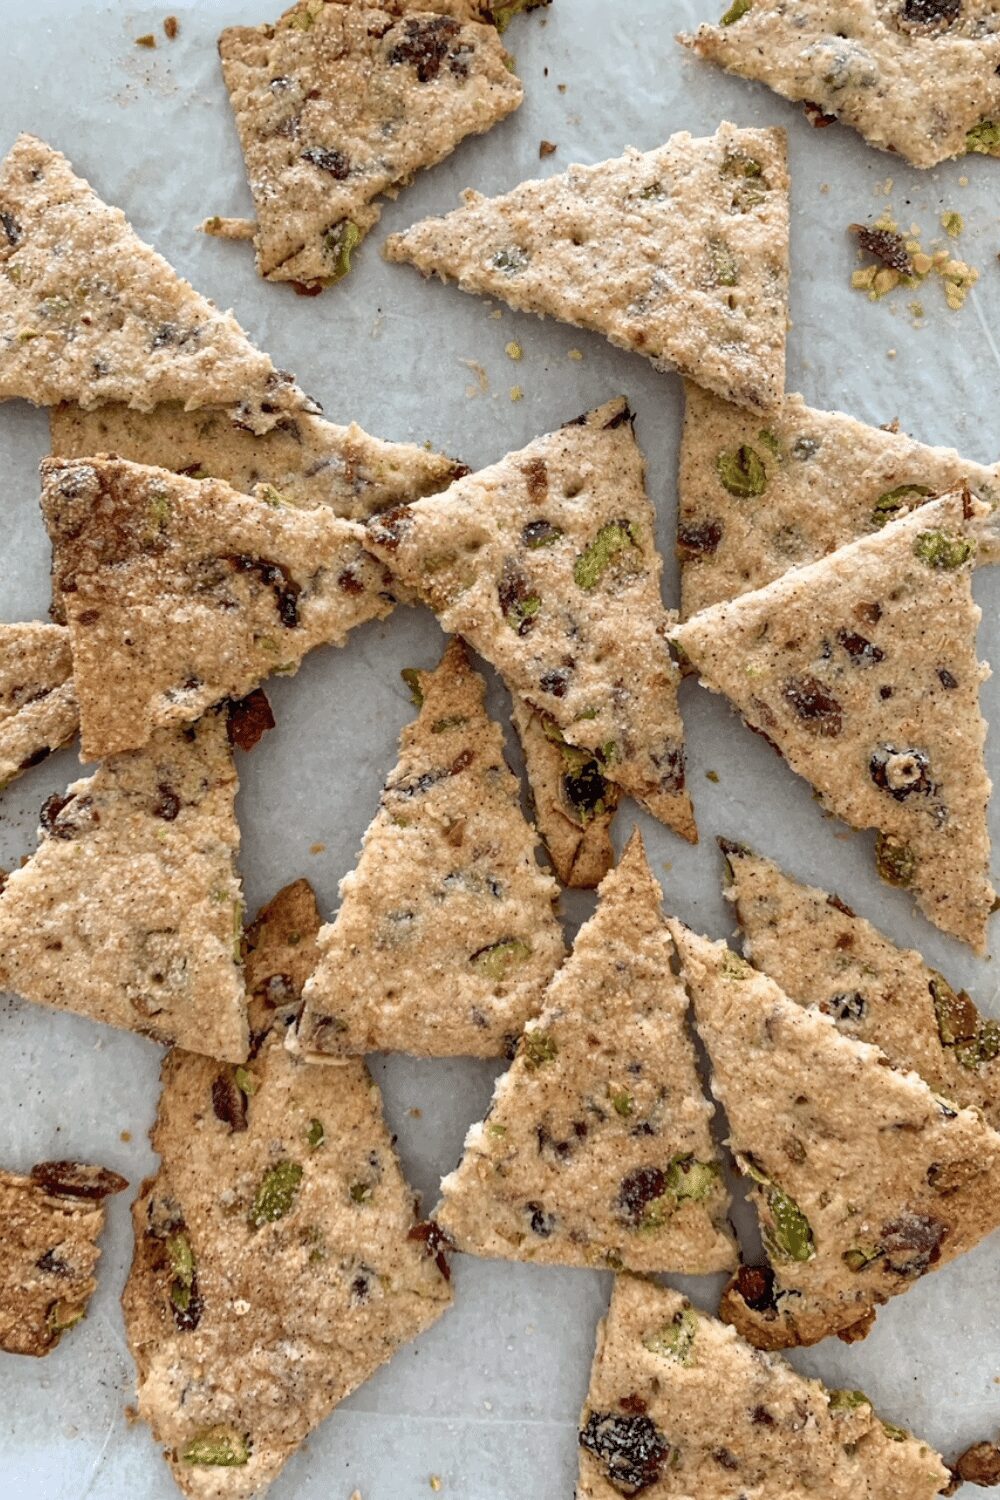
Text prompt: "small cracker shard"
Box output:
[[1, 1161, 126, 1356], [0, 622, 78, 791], [293, 638, 565, 1058], [384, 122, 790, 411], [0, 134, 313, 433], [955, 1441, 1000, 1485], [576, 1275, 950, 1499], [436, 833, 734, 1272], [512, 700, 618, 887], [217, 0, 524, 289]]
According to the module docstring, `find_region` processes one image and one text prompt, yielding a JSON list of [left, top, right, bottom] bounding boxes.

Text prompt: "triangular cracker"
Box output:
[[124, 880, 451, 1500], [720, 841, 1000, 1131], [385, 123, 790, 410], [511, 700, 619, 888], [0, 622, 78, 790], [0, 713, 248, 1061], [577, 1274, 951, 1500], [1, 1160, 126, 1357], [679, 3, 1000, 171], [0, 135, 312, 433], [218, 0, 524, 289], [436, 833, 735, 1272], [670, 922, 1000, 1349], [293, 638, 564, 1057], [674, 490, 1000, 949], [41, 455, 399, 759], [365, 399, 696, 838], [678, 383, 1000, 618]]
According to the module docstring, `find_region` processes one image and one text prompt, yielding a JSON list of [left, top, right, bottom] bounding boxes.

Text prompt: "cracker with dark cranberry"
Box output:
[[0, 623, 77, 791], [511, 700, 619, 888]]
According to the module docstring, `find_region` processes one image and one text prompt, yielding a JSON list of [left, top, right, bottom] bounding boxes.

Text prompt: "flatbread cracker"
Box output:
[[670, 922, 1000, 1350], [577, 1274, 951, 1499], [0, 714, 248, 1061], [0, 622, 77, 790], [720, 841, 1000, 1131], [365, 399, 696, 839], [0, 135, 312, 434], [41, 455, 398, 759], [674, 491, 1000, 950], [679, 2, 1000, 171], [293, 638, 564, 1058], [218, 0, 524, 289], [385, 123, 790, 411], [124, 879, 451, 1500], [436, 833, 735, 1272], [511, 700, 618, 888], [1, 1160, 126, 1357], [678, 383, 1000, 618]]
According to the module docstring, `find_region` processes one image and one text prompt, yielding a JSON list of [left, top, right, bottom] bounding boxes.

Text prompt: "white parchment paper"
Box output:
[[1, 0, 1000, 1495]]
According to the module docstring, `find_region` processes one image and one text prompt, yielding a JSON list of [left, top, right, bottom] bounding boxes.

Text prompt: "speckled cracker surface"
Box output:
[[385, 123, 789, 411], [1, 1161, 126, 1358], [674, 491, 999, 949], [293, 639, 564, 1058], [41, 455, 398, 760], [218, 0, 523, 288], [511, 700, 618, 888], [679, 1, 1000, 171], [124, 880, 451, 1500], [436, 834, 734, 1272], [0, 622, 77, 790], [670, 924, 1000, 1350], [678, 383, 1000, 618], [366, 399, 696, 838], [0, 714, 248, 1061], [0, 135, 311, 434], [722, 843, 1000, 1131], [577, 1274, 950, 1499]]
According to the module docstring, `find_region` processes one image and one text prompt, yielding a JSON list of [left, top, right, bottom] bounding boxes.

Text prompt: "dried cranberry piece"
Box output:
[[30, 1162, 127, 1200], [579, 1411, 669, 1494], [781, 676, 843, 736], [226, 688, 275, 752]]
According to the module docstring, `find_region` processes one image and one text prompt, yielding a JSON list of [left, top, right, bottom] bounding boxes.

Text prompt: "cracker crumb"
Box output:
[[408, 1107, 422, 1118], [567, 348, 584, 361], [705, 770, 720, 783], [430, 1479, 443, 1493], [120, 1130, 132, 1143], [310, 842, 326, 855], [959, 175, 970, 187], [886, 348, 896, 359], [505, 340, 523, 361], [489, 308, 503, 320], [510, 385, 524, 402], [163, 16, 179, 40], [135, 33, 156, 48], [459, 359, 489, 396], [539, 140, 557, 158], [350, 1491, 363, 1500], [557, 82, 567, 92], [819, 182, 830, 194], [941, 211, 964, 238]]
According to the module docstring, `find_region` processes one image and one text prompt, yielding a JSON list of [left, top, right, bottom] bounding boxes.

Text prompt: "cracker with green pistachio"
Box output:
[[721, 842, 1000, 1131], [217, 0, 524, 291], [0, 713, 249, 1061], [0, 622, 78, 792], [670, 923, 1000, 1350], [385, 123, 789, 411], [365, 399, 696, 840], [0, 135, 312, 434], [511, 700, 619, 888], [124, 880, 451, 1500], [293, 638, 564, 1058], [577, 1274, 951, 1500], [436, 833, 734, 1272], [674, 490, 1000, 950], [1, 1161, 127, 1357], [41, 455, 399, 760], [678, 382, 1000, 618]]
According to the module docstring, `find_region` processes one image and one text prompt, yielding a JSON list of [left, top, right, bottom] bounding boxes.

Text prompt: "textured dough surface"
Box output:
[[0, 622, 78, 789], [511, 700, 618, 888]]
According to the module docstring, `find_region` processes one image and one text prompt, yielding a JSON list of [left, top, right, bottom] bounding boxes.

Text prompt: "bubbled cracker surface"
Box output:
[[678, 384, 1000, 618], [385, 123, 789, 411], [219, 0, 523, 286], [675, 491, 998, 950], [577, 1275, 950, 1499], [364, 399, 696, 839], [436, 833, 734, 1272], [679, 1, 1000, 170], [0, 715, 248, 1062], [670, 924, 1000, 1349], [511, 700, 618, 888], [0, 622, 78, 789]]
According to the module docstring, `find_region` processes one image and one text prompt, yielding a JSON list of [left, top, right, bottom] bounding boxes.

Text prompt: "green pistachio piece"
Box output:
[[871, 483, 933, 528], [610, 1088, 633, 1118], [842, 1244, 882, 1272], [573, 520, 638, 590], [875, 832, 916, 888], [743, 1161, 814, 1261], [665, 1157, 720, 1203], [324, 221, 361, 281], [181, 1428, 250, 1468], [716, 445, 767, 498], [491, 0, 547, 33], [642, 1306, 698, 1364], [523, 519, 563, 549], [167, 1233, 195, 1293], [349, 1182, 372, 1204], [722, 950, 751, 981], [522, 1029, 558, 1069], [708, 238, 739, 287], [722, 150, 763, 180], [758, 428, 781, 455], [955, 1019, 1000, 1069], [147, 491, 171, 529], [401, 668, 424, 708], [913, 530, 975, 570], [881, 1421, 911, 1443], [491, 245, 530, 274], [248, 1160, 303, 1229], [720, 0, 752, 21], [967, 120, 1000, 156], [234, 1066, 257, 1097], [431, 715, 467, 733], [506, 593, 542, 631], [257, 484, 289, 509], [307, 1118, 325, 1149], [829, 1389, 872, 1412], [472, 938, 532, 981], [929, 974, 977, 1047], [46, 1299, 85, 1335]]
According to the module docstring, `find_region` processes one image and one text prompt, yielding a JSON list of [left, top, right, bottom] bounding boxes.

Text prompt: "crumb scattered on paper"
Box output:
[[505, 341, 523, 361], [163, 16, 179, 39], [510, 385, 523, 401], [310, 843, 326, 855], [135, 33, 156, 48], [705, 770, 719, 783], [850, 212, 979, 312], [567, 348, 583, 361], [539, 140, 557, 157]]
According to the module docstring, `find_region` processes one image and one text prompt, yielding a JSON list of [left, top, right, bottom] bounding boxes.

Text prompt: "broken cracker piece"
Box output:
[[512, 700, 619, 888], [0, 622, 78, 791]]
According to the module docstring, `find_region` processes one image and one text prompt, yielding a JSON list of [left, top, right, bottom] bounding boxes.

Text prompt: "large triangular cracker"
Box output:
[[679, 3, 1000, 171], [436, 833, 734, 1272], [385, 123, 790, 411], [678, 383, 1000, 618], [577, 1274, 951, 1500], [366, 399, 696, 839], [124, 879, 451, 1500], [41, 455, 399, 759], [674, 490, 1000, 949], [0, 622, 78, 790], [0, 135, 312, 434], [511, 700, 619, 888], [670, 922, 1000, 1350], [0, 713, 248, 1062], [292, 639, 564, 1058], [720, 841, 1000, 1131], [217, 0, 524, 290]]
